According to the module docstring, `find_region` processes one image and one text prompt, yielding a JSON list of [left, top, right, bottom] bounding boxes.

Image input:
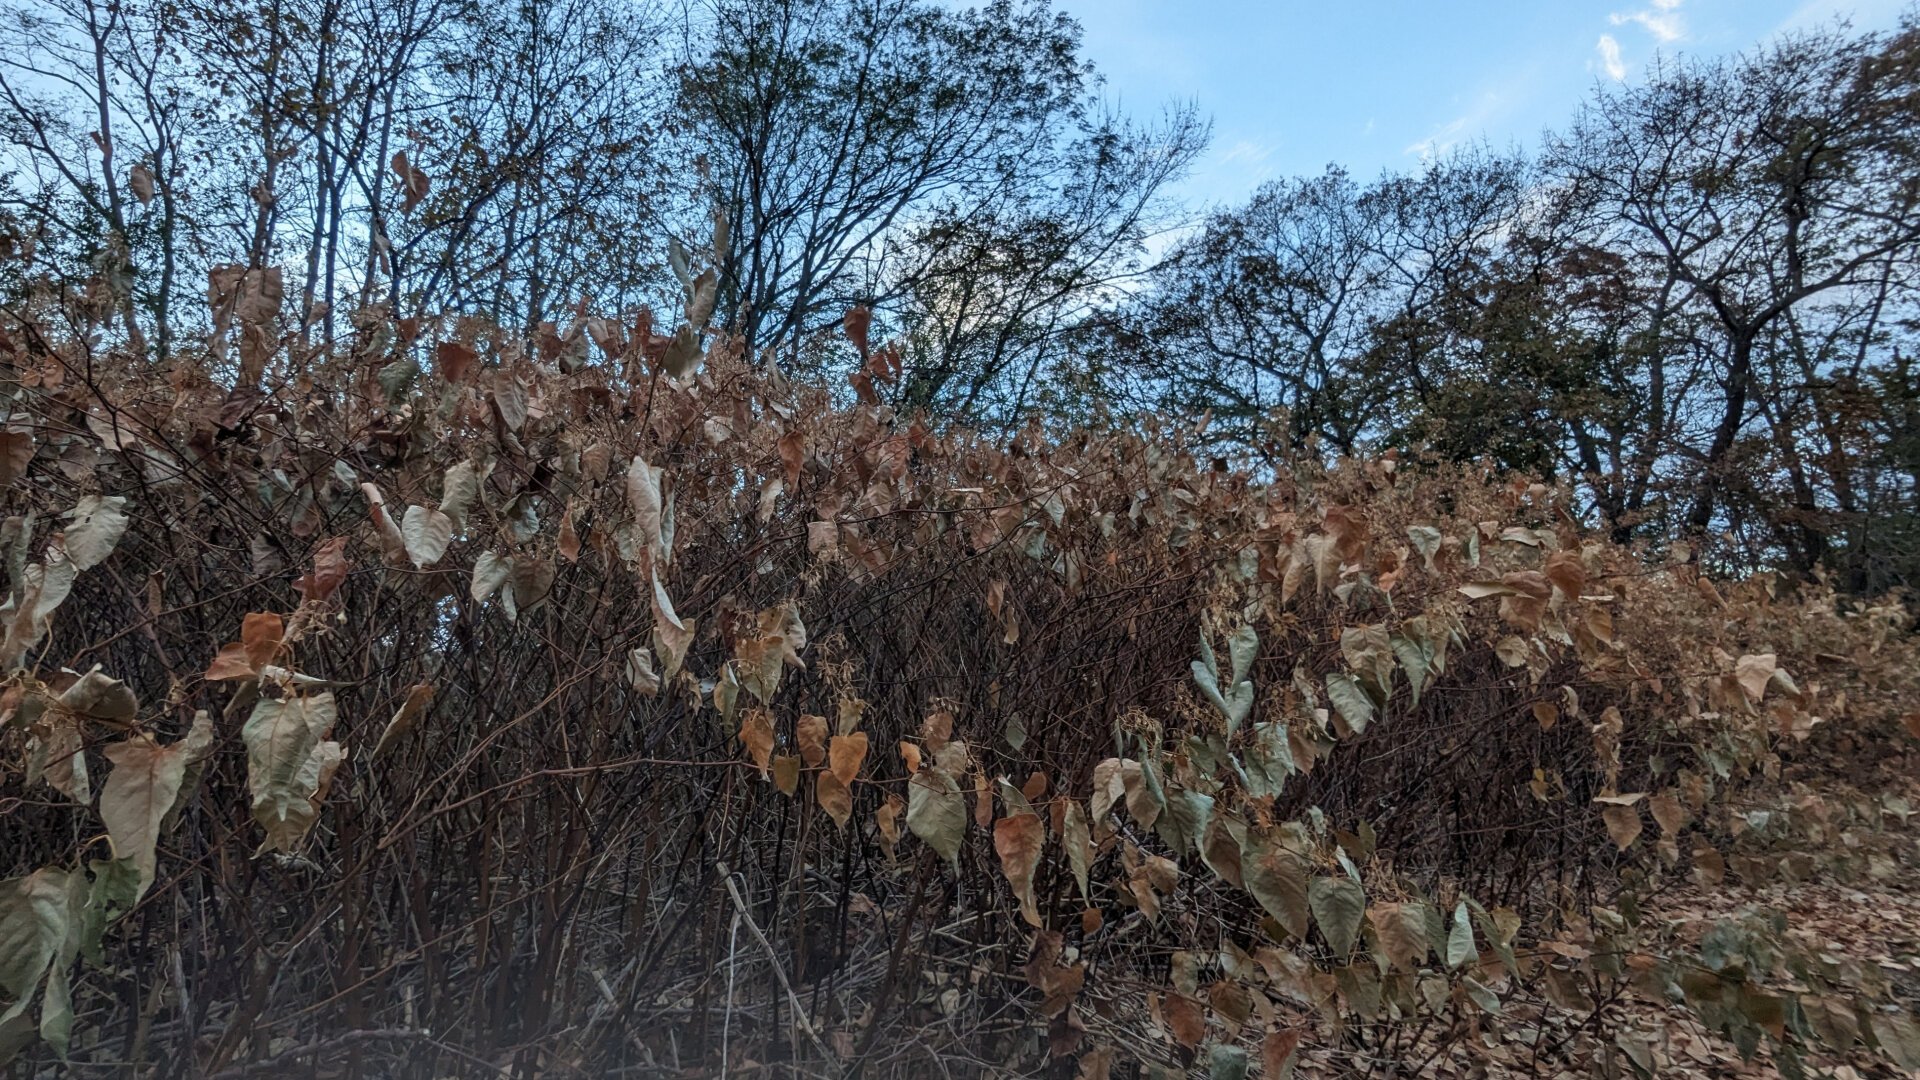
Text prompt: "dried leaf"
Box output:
[[828, 732, 867, 786], [400, 505, 454, 569], [817, 771, 852, 829], [240, 693, 343, 853], [1602, 804, 1643, 850], [992, 810, 1043, 927], [62, 495, 129, 570], [907, 768, 967, 868], [371, 683, 434, 759], [796, 714, 828, 767], [99, 731, 192, 891], [772, 754, 799, 796], [740, 709, 775, 779], [1309, 876, 1364, 958]]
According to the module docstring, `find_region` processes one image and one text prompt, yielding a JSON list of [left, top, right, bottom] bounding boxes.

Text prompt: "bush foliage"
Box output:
[[2, 285, 1917, 1076]]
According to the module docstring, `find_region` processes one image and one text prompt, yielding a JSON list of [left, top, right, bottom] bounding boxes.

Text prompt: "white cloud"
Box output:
[[1218, 140, 1274, 166], [1404, 92, 1502, 159], [1609, 0, 1686, 44], [1596, 34, 1628, 80]]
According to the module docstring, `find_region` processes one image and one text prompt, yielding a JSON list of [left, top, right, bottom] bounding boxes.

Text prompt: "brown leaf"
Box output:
[[0, 430, 32, 487], [129, 162, 155, 204], [372, 683, 435, 759], [921, 708, 953, 752], [817, 771, 852, 829], [1263, 1029, 1303, 1078], [828, 732, 867, 786], [1073, 1046, 1114, 1080], [1021, 770, 1047, 803], [899, 740, 922, 774], [1602, 804, 1643, 850], [772, 755, 799, 796], [293, 537, 350, 603], [778, 429, 806, 486], [1163, 991, 1206, 1048], [436, 341, 477, 383], [1649, 792, 1686, 835], [995, 812, 1045, 927], [875, 793, 904, 858], [204, 642, 255, 682], [842, 306, 871, 354], [241, 612, 283, 671], [391, 150, 430, 214], [1543, 550, 1586, 601], [1368, 902, 1431, 971], [797, 714, 828, 767], [740, 708, 775, 779], [973, 769, 993, 829]]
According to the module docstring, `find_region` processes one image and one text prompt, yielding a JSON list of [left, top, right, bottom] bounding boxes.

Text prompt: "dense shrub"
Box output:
[[1, 303, 1916, 1076]]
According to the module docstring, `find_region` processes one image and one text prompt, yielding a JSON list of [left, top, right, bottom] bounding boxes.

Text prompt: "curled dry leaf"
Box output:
[[816, 771, 852, 829], [372, 683, 435, 759], [294, 537, 351, 603], [62, 495, 129, 571], [739, 708, 774, 779], [907, 767, 966, 868], [240, 693, 344, 854], [994, 810, 1044, 928]]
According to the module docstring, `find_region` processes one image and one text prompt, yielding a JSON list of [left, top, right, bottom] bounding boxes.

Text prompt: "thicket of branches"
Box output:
[[0, 270, 1915, 1075]]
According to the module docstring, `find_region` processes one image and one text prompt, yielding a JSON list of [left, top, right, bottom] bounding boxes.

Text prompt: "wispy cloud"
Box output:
[[1403, 91, 1502, 159], [1218, 140, 1274, 167], [1596, 34, 1627, 80], [1609, 0, 1686, 44]]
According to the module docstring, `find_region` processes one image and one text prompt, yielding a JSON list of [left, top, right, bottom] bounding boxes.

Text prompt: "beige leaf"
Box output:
[[907, 768, 967, 867], [100, 732, 192, 890], [1734, 653, 1777, 702], [1062, 800, 1092, 902], [626, 457, 664, 564], [625, 646, 660, 696], [438, 460, 481, 533], [359, 483, 408, 565], [471, 551, 511, 603], [241, 693, 343, 853], [63, 494, 130, 571], [399, 505, 453, 568], [650, 571, 695, 680]]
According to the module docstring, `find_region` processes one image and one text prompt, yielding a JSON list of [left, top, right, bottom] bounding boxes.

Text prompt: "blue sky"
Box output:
[[1055, 0, 1915, 211]]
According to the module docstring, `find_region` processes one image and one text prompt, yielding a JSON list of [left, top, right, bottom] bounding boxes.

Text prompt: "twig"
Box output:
[[715, 861, 843, 1077]]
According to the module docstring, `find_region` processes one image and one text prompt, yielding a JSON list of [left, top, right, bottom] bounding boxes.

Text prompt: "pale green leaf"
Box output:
[[1309, 876, 1365, 958], [907, 768, 967, 869]]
